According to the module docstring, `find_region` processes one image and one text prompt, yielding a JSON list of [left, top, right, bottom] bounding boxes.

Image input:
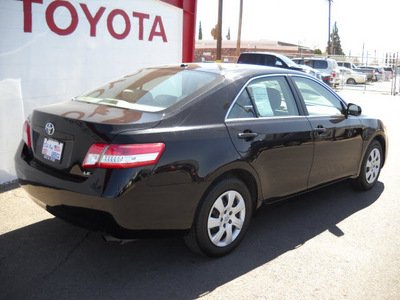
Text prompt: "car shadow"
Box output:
[[0, 180, 384, 299]]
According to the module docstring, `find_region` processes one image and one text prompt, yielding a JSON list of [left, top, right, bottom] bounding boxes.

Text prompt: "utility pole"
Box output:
[[235, 0, 243, 57], [327, 0, 332, 55], [216, 0, 223, 62]]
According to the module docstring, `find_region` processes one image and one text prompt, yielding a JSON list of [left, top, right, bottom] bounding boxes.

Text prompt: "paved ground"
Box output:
[[1, 81, 400, 299]]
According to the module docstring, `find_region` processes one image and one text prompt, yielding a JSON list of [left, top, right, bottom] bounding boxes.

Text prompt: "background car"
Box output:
[[237, 52, 323, 81], [15, 63, 388, 257], [299, 64, 323, 81], [355, 66, 375, 81], [337, 61, 358, 70], [383, 67, 394, 80], [238, 52, 303, 70], [339, 67, 367, 84], [373, 67, 384, 81], [292, 57, 341, 87]]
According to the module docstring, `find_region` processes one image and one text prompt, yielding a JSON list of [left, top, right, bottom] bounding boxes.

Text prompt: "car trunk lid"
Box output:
[[28, 100, 162, 173]]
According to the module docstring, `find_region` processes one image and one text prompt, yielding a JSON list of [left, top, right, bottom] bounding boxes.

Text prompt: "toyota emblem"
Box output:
[[45, 123, 55, 136]]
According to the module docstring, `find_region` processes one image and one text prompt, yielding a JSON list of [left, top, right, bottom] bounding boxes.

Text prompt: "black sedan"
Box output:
[[15, 63, 388, 257]]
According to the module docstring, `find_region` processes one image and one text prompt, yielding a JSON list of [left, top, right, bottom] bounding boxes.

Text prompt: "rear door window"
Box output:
[[228, 76, 299, 118]]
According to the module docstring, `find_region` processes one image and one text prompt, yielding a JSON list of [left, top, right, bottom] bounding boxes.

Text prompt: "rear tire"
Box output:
[[184, 177, 252, 257], [351, 140, 383, 191]]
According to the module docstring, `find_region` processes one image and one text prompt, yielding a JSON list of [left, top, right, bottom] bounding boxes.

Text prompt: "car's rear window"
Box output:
[[238, 53, 294, 67], [293, 59, 328, 70], [77, 68, 221, 112], [238, 53, 273, 66], [310, 60, 328, 69]]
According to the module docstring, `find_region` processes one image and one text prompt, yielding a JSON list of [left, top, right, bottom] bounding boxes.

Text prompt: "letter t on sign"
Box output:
[[18, 0, 43, 32]]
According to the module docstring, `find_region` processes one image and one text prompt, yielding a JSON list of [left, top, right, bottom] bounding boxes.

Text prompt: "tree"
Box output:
[[326, 22, 344, 55], [198, 21, 203, 40], [211, 24, 218, 40], [314, 49, 322, 55], [226, 27, 231, 40]]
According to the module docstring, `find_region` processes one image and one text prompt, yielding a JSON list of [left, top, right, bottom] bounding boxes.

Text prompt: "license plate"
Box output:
[[42, 138, 64, 162]]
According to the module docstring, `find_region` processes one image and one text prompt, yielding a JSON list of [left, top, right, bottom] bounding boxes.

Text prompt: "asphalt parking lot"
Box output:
[[1, 81, 400, 299]]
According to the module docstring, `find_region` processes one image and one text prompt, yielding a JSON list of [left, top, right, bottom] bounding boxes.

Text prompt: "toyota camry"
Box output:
[[15, 63, 388, 257]]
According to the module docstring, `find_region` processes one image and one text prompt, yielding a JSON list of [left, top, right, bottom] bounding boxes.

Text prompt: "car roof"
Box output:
[[152, 63, 303, 78], [293, 57, 332, 61], [239, 51, 287, 59]]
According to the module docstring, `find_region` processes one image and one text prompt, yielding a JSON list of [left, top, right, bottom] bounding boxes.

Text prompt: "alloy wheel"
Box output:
[[365, 148, 381, 184]]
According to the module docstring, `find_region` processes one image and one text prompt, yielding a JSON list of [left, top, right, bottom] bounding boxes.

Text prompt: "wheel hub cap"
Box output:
[[207, 190, 246, 247]]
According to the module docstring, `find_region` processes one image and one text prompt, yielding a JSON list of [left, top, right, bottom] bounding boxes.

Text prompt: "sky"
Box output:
[[196, 0, 400, 58]]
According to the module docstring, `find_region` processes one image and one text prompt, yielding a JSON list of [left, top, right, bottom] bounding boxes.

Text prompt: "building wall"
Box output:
[[195, 42, 314, 63], [0, 0, 193, 184]]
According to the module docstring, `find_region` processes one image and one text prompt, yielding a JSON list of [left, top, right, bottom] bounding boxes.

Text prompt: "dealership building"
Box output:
[[0, 0, 197, 183]]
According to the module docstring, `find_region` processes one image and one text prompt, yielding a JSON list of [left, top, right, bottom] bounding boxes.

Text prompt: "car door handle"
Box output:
[[313, 127, 326, 133], [238, 132, 258, 139]]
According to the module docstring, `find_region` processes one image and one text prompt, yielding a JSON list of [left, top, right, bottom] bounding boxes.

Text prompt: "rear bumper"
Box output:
[[15, 142, 204, 238], [45, 204, 189, 239]]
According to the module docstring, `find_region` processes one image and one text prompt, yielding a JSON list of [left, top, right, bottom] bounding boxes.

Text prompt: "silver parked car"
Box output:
[[339, 67, 367, 84], [383, 67, 393, 80], [293, 57, 341, 87]]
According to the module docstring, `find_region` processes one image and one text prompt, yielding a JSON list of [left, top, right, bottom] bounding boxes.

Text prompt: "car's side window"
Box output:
[[292, 76, 344, 116], [228, 76, 299, 119], [227, 88, 257, 119], [247, 76, 299, 117]]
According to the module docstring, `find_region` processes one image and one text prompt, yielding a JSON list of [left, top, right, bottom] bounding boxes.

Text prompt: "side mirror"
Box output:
[[347, 103, 362, 116]]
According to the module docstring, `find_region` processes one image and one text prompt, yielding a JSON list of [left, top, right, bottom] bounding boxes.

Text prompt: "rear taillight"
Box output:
[[331, 71, 336, 78], [82, 143, 165, 169], [22, 120, 31, 148]]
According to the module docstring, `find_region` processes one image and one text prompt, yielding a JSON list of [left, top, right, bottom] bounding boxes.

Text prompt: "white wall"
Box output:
[[0, 0, 183, 183]]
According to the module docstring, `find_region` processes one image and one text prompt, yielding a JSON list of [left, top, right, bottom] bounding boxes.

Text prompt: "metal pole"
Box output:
[[392, 52, 398, 95], [216, 0, 223, 62], [361, 42, 364, 65], [397, 53, 399, 95], [235, 0, 243, 57]]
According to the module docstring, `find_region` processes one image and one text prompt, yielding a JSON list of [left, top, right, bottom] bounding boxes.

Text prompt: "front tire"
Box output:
[[351, 140, 383, 190], [347, 78, 356, 84], [184, 177, 253, 257]]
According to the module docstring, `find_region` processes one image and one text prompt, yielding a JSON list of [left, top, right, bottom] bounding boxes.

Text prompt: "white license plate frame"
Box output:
[[42, 137, 64, 163]]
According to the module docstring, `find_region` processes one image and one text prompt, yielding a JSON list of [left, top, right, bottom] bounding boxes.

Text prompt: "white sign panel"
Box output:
[[0, 0, 183, 183]]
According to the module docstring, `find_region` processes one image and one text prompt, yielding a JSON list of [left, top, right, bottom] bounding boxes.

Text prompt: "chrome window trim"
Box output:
[[305, 114, 346, 119], [225, 115, 308, 122]]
